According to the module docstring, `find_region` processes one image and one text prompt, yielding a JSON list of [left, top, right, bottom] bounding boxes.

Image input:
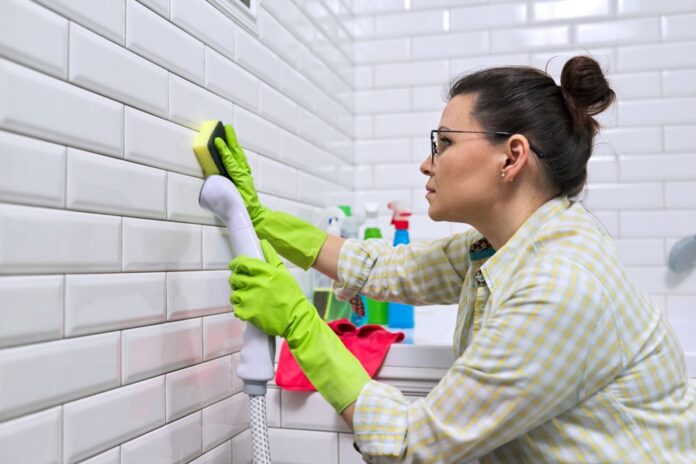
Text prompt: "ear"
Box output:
[[500, 134, 532, 182]]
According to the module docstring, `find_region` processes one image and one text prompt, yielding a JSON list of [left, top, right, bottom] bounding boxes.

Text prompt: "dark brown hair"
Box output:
[[448, 55, 615, 199]]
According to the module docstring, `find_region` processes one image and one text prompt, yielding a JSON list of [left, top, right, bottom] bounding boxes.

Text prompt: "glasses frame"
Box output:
[[430, 129, 545, 166]]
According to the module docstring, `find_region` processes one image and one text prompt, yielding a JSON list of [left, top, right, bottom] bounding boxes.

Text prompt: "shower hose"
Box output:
[[199, 175, 275, 464]]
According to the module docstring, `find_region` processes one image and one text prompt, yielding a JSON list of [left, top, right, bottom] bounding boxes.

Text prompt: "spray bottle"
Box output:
[[339, 205, 369, 327], [360, 203, 389, 325], [387, 201, 414, 343]]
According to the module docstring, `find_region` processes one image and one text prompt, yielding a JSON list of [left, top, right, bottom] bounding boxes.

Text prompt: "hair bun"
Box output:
[[560, 56, 616, 134]]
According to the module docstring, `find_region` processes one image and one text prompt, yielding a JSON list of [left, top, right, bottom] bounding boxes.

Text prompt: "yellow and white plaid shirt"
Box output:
[[335, 196, 696, 463]]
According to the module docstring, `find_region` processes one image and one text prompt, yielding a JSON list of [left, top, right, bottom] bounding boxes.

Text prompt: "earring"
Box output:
[[500, 171, 506, 178]]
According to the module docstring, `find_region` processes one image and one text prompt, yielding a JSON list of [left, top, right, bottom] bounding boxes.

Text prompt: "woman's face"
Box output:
[[420, 93, 506, 223]]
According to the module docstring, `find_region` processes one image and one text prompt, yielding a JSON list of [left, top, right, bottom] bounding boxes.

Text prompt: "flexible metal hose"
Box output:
[[249, 395, 272, 464]]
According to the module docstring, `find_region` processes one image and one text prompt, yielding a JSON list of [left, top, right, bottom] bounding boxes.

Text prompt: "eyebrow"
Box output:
[[437, 125, 452, 131]]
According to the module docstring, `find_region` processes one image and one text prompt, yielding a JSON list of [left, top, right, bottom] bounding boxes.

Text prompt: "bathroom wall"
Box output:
[[0, 0, 354, 462], [349, 0, 696, 376]]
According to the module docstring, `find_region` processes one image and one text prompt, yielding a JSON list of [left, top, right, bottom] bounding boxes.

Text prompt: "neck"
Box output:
[[473, 190, 551, 251]]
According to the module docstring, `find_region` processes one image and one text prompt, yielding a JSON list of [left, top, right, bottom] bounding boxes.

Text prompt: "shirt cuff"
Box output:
[[333, 238, 390, 301], [353, 380, 409, 459]]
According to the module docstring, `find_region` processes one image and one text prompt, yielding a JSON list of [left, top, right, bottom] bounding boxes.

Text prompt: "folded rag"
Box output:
[[275, 319, 405, 391]]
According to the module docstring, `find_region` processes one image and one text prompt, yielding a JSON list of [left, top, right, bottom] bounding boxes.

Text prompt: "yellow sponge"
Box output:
[[192, 120, 229, 178]]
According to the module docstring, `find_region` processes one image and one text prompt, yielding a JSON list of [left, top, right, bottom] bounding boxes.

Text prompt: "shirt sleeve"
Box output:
[[333, 231, 477, 306], [353, 258, 622, 463]]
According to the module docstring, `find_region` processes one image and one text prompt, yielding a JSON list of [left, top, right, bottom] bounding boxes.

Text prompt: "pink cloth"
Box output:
[[275, 319, 405, 391]]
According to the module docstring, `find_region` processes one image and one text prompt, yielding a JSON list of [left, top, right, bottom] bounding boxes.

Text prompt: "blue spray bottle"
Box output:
[[387, 201, 415, 343]]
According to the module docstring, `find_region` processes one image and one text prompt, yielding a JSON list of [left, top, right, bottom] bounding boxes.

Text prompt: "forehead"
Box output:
[[440, 93, 479, 129]]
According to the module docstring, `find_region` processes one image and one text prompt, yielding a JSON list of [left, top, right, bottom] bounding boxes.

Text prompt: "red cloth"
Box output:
[[275, 319, 405, 391]]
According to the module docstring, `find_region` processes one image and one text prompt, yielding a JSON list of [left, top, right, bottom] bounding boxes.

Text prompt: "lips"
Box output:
[[426, 185, 436, 193]]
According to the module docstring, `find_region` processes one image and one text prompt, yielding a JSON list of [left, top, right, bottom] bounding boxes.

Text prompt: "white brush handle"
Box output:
[[199, 175, 275, 395]]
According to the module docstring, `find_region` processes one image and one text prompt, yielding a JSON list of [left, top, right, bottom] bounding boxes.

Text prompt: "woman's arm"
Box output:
[[312, 234, 345, 281]]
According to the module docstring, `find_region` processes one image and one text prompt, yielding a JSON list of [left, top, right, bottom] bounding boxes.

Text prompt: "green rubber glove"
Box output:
[[214, 124, 327, 270], [230, 240, 370, 413]]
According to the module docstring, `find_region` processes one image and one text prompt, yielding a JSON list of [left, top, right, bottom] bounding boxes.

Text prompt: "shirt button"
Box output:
[[475, 270, 485, 284]]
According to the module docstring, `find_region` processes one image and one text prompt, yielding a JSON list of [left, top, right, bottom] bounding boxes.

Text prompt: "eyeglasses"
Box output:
[[430, 129, 545, 166]]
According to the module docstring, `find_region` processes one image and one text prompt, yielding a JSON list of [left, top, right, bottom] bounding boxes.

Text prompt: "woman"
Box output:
[[220, 56, 696, 463]]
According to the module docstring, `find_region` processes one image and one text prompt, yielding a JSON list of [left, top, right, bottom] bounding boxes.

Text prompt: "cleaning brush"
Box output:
[[192, 120, 230, 179]]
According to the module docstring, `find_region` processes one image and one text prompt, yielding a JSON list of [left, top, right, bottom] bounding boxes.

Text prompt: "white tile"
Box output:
[[374, 112, 440, 138], [203, 312, 245, 360], [260, 83, 298, 133], [609, 72, 661, 100], [0, 204, 121, 274], [412, 31, 488, 61], [373, 163, 425, 189], [231, 352, 243, 395], [621, 154, 696, 181], [0, 0, 68, 79], [258, 7, 301, 66], [492, 26, 569, 53], [79, 447, 120, 464], [170, 0, 236, 60], [0, 333, 120, 421], [354, 38, 409, 65], [354, 115, 372, 139], [533, 0, 611, 21], [67, 147, 166, 219], [450, 53, 530, 75], [126, 0, 204, 84], [122, 319, 202, 384], [0, 58, 123, 157], [663, 69, 696, 97], [621, 211, 696, 237], [65, 272, 166, 337], [63, 377, 165, 464], [625, 267, 696, 295], [665, 125, 696, 152], [206, 48, 259, 112], [281, 390, 350, 432], [585, 183, 663, 210], [0, 130, 65, 208], [594, 127, 662, 156], [124, 107, 201, 177], [592, 211, 619, 237], [588, 156, 618, 183], [577, 18, 660, 46], [374, 60, 449, 88], [410, 213, 452, 241], [166, 356, 233, 422], [618, 41, 696, 72], [202, 226, 235, 269], [281, 66, 318, 112], [354, 88, 410, 115], [191, 440, 232, 464], [667, 296, 696, 320], [231, 429, 251, 464], [265, 387, 281, 427], [619, 98, 696, 126], [169, 74, 235, 132], [662, 13, 696, 41], [0, 407, 62, 464], [280, 133, 332, 178], [268, 428, 338, 464], [352, 0, 403, 14], [258, 157, 297, 198], [233, 107, 281, 158], [355, 139, 412, 165], [338, 433, 363, 464], [353, 65, 373, 90], [373, 10, 444, 37], [452, 3, 528, 30], [666, 182, 696, 208], [296, 171, 334, 206], [137, 0, 169, 18], [618, 0, 696, 16], [615, 239, 665, 266], [69, 23, 168, 117], [167, 270, 232, 320], [0, 275, 63, 348], [36, 0, 125, 45], [201, 392, 248, 452], [235, 27, 282, 87], [122, 217, 201, 271], [167, 172, 218, 224], [121, 411, 202, 464]]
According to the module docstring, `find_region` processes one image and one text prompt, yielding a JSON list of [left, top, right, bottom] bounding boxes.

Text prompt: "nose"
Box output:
[[420, 155, 433, 176]]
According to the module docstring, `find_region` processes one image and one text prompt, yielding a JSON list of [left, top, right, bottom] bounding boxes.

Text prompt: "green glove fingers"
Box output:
[[214, 122, 328, 270], [229, 240, 370, 412]]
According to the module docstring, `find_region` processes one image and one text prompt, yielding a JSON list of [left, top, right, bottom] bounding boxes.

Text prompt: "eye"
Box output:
[[437, 135, 452, 152]]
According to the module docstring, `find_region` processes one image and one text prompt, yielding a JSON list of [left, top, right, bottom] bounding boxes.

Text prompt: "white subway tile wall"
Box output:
[[0, 0, 695, 462]]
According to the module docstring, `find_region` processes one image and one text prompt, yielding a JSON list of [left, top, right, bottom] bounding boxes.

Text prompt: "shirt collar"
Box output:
[[478, 196, 571, 290]]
